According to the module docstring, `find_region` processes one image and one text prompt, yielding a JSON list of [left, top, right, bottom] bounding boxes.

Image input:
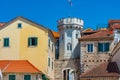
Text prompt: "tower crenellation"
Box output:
[[58, 18, 83, 30], [58, 17, 84, 59]]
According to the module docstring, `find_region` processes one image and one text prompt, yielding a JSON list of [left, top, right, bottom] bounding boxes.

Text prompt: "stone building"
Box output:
[[79, 20, 120, 80], [54, 17, 83, 80], [79, 29, 114, 73]]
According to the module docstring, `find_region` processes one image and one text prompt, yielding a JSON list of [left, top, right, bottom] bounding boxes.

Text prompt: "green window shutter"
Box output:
[[24, 75, 31, 80], [18, 23, 22, 28], [48, 39, 50, 48], [52, 61, 53, 69], [98, 43, 103, 52], [35, 37, 38, 46], [4, 38, 9, 47], [105, 43, 109, 52], [87, 44, 90, 52], [48, 58, 50, 67], [91, 44, 93, 52], [9, 75, 16, 80], [52, 44, 53, 52], [28, 38, 31, 46], [28, 37, 38, 46]]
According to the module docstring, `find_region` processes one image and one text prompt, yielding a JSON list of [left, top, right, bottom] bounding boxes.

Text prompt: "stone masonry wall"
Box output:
[[54, 59, 80, 80]]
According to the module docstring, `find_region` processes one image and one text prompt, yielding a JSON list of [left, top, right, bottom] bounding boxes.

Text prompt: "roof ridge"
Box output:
[[26, 60, 42, 73], [2, 61, 11, 72]]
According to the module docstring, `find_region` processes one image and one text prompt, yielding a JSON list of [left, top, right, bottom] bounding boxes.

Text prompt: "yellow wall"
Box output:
[[19, 20, 48, 74], [0, 20, 21, 60], [0, 19, 49, 74]]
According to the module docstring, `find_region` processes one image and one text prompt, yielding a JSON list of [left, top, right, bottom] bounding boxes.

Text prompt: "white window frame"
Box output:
[[86, 43, 94, 53]]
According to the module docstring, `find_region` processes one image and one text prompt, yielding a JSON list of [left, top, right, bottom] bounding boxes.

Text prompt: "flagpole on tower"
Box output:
[[67, 0, 73, 17], [68, 0, 73, 6]]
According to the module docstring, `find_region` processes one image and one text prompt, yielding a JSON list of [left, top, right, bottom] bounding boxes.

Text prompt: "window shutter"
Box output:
[[7, 38, 9, 46], [91, 44, 93, 52], [4, 38, 9, 47], [98, 43, 102, 52], [105, 43, 109, 51], [87, 44, 90, 52], [35, 37, 38, 46], [28, 38, 30, 46]]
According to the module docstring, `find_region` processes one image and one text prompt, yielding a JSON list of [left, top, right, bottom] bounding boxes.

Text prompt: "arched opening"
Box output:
[[67, 43, 72, 51], [63, 69, 75, 80]]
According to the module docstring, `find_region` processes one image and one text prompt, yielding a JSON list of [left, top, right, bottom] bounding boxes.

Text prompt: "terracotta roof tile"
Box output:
[[83, 28, 93, 32], [0, 23, 6, 28], [80, 62, 120, 78], [51, 31, 60, 38], [109, 20, 120, 23], [0, 60, 40, 73], [80, 30, 113, 41], [111, 24, 120, 29]]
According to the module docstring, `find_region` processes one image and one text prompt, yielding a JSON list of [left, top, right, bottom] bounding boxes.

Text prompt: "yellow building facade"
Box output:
[[0, 17, 49, 75]]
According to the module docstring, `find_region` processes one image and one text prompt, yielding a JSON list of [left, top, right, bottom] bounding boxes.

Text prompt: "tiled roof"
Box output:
[[0, 23, 6, 28], [0, 60, 40, 73], [83, 28, 93, 32], [109, 20, 120, 23], [111, 24, 120, 29], [80, 62, 120, 78], [51, 31, 60, 38], [80, 30, 113, 41]]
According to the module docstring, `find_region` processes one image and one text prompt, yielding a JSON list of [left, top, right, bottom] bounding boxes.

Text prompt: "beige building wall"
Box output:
[[0, 17, 49, 76], [18, 20, 48, 74], [0, 20, 21, 60], [47, 34, 55, 80], [3, 73, 42, 80], [80, 40, 114, 72]]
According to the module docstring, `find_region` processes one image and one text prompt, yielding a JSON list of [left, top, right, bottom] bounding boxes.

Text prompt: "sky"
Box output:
[[0, 0, 120, 31]]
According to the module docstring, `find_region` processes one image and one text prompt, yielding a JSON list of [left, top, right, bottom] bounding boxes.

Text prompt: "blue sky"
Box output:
[[0, 0, 120, 31]]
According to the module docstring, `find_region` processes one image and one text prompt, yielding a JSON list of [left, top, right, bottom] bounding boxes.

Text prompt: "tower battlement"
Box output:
[[57, 18, 84, 29]]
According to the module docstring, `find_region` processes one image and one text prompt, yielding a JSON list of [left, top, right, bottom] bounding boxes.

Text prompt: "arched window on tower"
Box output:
[[67, 43, 72, 51], [67, 32, 72, 37]]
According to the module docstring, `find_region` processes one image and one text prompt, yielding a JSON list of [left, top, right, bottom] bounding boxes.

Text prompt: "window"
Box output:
[[76, 34, 78, 39], [4, 38, 9, 47], [28, 37, 38, 46], [48, 58, 50, 67], [9, 75, 16, 80], [67, 43, 72, 51], [67, 43, 72, 50], [98, 43, 109, 52], [52, 44, 54, 52], [87, 44, 93, 53], [62, 35, 63, 40], [24, 75, 31, 80], [52, 61, 53, 69], [48, 39, 50, 48], [18, 23, 22, 28], [67, 32, 72, 37]]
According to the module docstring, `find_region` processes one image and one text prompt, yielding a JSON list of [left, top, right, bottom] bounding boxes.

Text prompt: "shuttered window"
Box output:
[[18, 23, 22, 28], [48, 58, 50, 67], [4, 38, 9, 47], [28, 37, 38, 46], [9, 75, 16, 80], [98, 43, 109, 52], [24, 75, 31, 80], [87, 44, 93, 53]]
